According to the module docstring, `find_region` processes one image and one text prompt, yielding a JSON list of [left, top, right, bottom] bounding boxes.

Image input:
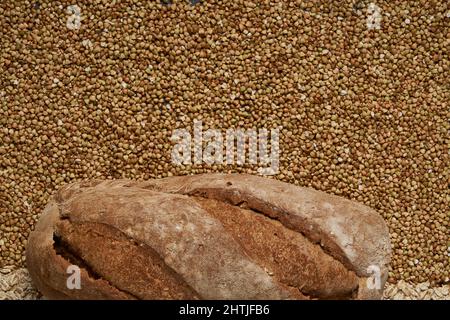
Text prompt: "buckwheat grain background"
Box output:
[[0, 0, 448, 290]]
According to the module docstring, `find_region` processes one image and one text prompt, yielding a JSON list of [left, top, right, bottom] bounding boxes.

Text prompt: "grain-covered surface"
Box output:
[[0, 0, 448, 288], [0, 267, 41, 300], [383, 281, 450, 300]]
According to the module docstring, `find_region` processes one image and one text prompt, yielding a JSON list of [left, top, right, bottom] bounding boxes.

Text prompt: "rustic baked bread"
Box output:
[[26, 174, 391, 299]]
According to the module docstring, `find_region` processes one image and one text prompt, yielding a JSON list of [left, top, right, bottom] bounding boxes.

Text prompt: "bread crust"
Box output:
[[26, 174, 391, 299]]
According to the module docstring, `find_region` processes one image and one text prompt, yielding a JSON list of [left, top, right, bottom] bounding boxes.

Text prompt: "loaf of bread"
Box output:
[[26, 174, 391, 299]]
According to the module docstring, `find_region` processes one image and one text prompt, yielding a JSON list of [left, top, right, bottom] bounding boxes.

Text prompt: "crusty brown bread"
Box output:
[[26, 174, 391, 299]]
